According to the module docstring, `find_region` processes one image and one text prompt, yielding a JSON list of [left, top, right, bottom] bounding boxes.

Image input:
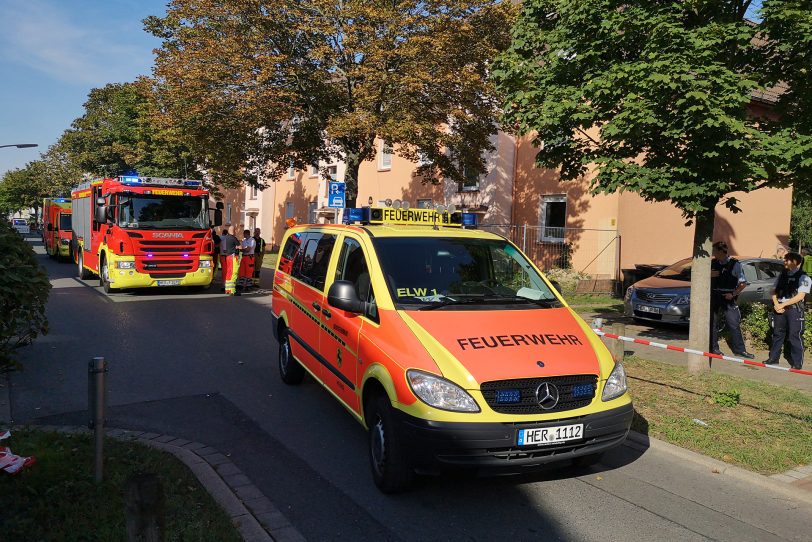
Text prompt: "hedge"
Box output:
[[0, 222, 50, 372]]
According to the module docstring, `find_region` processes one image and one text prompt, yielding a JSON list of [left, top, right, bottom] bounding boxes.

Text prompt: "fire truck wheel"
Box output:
[[77, 251, 92, 280], [278, 328, 305, 385], [100, 256, 113, 294], [366, 394, 414, 493]]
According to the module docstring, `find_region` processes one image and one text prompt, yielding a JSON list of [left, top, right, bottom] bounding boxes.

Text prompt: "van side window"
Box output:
[[295, 233, 337, 291], [335, 237, 377, 320]]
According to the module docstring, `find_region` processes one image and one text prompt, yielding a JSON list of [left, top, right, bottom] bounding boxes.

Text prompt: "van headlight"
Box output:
[[199, 260, 212, 268], [116, 261, 135, 269], [601, 362, 628, 401], [406, 370, 480, 412]]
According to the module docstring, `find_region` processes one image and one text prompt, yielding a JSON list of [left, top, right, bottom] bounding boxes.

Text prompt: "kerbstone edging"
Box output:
[[623, 430, 812, 507], [10, 424, 305, 542]]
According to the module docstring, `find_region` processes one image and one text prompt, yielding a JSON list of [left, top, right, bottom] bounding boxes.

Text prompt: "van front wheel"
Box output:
[[367, 394, 413, 493]]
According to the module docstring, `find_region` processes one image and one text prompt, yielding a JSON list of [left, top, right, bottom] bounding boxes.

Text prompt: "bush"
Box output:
[[741, 301, 812, 351], [544, 266, 590, 294], [0, 222, 50, 372]]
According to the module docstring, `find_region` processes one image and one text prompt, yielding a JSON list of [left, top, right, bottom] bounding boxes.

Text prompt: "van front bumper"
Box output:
[[396, 402, 633, 472]]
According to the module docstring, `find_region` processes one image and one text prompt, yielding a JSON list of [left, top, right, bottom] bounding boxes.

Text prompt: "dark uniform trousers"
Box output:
[[710, 300, 746, 354], [769, 304, 805, 369]]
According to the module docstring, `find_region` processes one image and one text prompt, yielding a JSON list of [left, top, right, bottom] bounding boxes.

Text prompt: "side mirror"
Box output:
[[96, 197, 106, 206], [550, 280, 562, 295], [94, 205, 108, 224], [213, 209, 223, 227], [327, 280, 366, 314], [47, 223, 53, 231]]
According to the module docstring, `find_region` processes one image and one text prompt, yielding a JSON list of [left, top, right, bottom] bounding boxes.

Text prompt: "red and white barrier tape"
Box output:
[[592, 328, 812, 376]]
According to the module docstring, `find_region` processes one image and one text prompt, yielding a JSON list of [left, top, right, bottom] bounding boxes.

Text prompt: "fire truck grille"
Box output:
[[138, 259, 195, 274], [480, 375, 598, 414]]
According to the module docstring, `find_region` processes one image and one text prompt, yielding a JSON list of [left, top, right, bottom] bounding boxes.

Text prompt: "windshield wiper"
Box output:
[[482, 295, 563, 307], [416, 297, 485, 311]]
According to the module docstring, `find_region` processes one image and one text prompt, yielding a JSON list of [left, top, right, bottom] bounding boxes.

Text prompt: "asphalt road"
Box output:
[[10, 236, 812, 541]]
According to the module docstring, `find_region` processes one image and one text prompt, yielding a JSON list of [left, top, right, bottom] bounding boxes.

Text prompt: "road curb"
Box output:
[[623, 430, 812, 507], [10, 425, 306, 542]]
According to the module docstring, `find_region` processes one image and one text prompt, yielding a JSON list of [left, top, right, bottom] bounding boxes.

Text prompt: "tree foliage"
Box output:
[[145, 0, 515, 205], [494, 0, 812, 371], [0, 162, 46, 216], [62, 82, 198, 179], [0, 221, 50, 372]]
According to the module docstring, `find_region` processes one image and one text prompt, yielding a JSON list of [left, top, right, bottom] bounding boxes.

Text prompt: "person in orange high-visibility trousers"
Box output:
[[236, 229, 256, 295], [219, 227, 239, 295]]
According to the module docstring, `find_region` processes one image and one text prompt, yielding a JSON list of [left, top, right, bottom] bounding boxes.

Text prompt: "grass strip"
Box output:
[[0, 430, 241, 541], [625, 356, 812, 475]]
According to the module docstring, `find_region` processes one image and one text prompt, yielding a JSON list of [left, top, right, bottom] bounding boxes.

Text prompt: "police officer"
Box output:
[[766, 252, 811, 369], [710, 241, 754, 358]]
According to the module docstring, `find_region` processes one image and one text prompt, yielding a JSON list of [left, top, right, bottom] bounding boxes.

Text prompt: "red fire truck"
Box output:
[[71, 176, 221, 293], [43, 197, 72, 260]]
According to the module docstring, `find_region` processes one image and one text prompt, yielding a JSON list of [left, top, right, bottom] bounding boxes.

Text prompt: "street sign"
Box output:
[[328, 181, 345, 208]]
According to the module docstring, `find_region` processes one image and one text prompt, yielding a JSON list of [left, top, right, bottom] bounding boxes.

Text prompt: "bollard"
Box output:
[[609, 323, 626, 362], [88, 356, 107, 483]]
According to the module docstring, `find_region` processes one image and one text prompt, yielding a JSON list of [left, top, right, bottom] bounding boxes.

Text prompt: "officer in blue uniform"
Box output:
[[766, 252, 811, 369], [710, 241, 754, 358]]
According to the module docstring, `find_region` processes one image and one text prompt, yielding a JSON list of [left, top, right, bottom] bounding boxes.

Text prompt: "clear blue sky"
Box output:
[[0, 0, 168, 178]]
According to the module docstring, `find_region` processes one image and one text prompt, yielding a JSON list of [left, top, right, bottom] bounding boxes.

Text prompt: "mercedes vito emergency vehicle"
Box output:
[[271, 206, 632, 492]]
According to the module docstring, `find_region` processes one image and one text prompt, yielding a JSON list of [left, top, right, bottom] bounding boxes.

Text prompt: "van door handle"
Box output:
[[312, 302, 321, 312], [322, 308, 331, 318]]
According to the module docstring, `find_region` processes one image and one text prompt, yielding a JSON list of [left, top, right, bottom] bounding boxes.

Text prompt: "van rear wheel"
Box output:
[[278, 329, 304, 385], [77, 251, 92, 280]]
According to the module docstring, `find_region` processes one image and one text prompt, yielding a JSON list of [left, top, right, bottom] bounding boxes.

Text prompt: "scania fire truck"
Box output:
[[71, 176, 220, 293], [43, 197, 72, 260]]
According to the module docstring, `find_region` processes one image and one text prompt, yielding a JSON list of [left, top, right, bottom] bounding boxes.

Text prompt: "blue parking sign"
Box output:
[[328, 181, 345, 208]]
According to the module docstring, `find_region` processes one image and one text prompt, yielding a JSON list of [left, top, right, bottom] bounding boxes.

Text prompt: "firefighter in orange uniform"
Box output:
[[236, 229, 256, 294]]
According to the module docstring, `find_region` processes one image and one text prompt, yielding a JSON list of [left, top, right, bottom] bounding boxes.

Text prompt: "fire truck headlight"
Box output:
[[406, 370, 480, 412], [199, 260, 212, 268], [60, 239, 70, 245], [116, 261, 136, 269]]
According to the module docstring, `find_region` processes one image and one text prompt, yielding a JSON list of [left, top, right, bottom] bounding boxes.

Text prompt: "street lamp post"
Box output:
[[0, 143, 38, 149]]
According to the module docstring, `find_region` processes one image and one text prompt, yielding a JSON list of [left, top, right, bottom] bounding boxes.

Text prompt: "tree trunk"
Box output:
[[687, 206, 716, 375], [343, 151, 362, 209]]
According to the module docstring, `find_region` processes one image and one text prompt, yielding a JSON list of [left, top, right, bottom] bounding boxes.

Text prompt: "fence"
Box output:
[[478, 224, 621, 281]]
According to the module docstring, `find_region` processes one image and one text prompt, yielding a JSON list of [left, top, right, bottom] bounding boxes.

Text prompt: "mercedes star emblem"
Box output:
[[535, 382, 560, 410]]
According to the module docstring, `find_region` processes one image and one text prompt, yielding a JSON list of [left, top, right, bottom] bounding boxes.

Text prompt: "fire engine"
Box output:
[[42, 197, 72, 260], [70, 176, 221, 293]]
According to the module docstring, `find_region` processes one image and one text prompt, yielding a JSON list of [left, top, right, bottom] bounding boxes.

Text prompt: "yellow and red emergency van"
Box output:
[[271, 206, 632, 492], [42, 197, 72, 260], [71, 176, 219, 293]]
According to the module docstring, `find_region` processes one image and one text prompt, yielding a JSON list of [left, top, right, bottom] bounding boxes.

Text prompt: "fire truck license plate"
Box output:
[[157, 280, 181, 286], [518, 424, 583, 446]]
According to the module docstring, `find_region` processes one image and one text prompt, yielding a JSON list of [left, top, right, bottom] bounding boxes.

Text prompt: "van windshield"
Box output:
[[371, 237, 560, 309]]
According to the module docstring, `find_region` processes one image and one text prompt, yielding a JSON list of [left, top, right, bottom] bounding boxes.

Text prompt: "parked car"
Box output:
[[11, 218, 30, 235], [624, 257, 784, 325]]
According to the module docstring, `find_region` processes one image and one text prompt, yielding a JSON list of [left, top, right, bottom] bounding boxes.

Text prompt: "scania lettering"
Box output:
[[272, 205, 632, 493], [70, 176, 220, 293]]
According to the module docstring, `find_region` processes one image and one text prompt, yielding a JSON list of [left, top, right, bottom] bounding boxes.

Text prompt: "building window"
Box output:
[[379, 141, 393, 170], [250, 185, 258, 200], [416, 198, 433, 209], [285, 201, 294, 219], [460, 165, 480, 192], [326, 165, 338, 181], [288, 160, 295, 180], [310, 165, 319, 177], [308, 201, 317, 224], [226, 203, 233, 224], [540, 195, 567, 242]]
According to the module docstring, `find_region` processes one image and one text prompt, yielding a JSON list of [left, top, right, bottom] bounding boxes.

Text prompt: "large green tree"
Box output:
[[0, 162, 47, 218], [494, 0, 812, 372], [62, 82, 198, 179], [145, 0, 515, 204]]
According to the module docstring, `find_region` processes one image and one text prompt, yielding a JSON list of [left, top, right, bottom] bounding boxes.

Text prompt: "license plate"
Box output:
[[157, 280, 181, 286], [518, 423, 583, 446], [636, 304, 660, 314]]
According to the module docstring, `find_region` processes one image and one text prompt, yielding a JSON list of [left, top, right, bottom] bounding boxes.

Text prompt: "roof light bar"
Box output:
[[342, 206, 477, 228]]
